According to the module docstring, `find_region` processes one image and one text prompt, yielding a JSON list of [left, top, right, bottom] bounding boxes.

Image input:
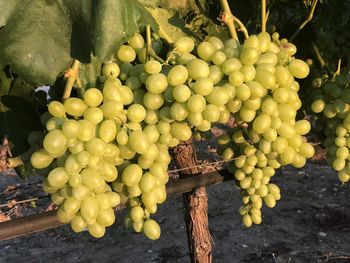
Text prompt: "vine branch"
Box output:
[[290, 0, 318, 42], [219, 0, 239, 41], [261, 0, 266, 32]]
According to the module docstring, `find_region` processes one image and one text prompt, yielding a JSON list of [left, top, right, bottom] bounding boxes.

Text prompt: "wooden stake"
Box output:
[[173, 139, 212, 263]]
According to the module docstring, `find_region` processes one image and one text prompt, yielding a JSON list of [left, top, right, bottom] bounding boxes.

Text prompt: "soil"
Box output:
[[1, 138, 350, 263]]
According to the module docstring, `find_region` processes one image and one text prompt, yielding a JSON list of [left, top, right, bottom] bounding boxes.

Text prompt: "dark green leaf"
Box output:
[[79, 55, 103, 90], [8, 78, 36, 100], [0, 0, 21, 27], [0, 66, 12, 96], [92, 0, 159, 61], [0, 95, 42, 155], [0, 0, 73, 85]]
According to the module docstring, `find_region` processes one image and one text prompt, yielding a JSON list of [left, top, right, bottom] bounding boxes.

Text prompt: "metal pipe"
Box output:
[[0, 169, 233, 241]]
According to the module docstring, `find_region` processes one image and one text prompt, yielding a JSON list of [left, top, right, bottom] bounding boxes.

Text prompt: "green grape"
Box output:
[[240, 65, 256, 82], [85, 138, 105, 156], [208, 65, 224, 84], [175, 37, 195, 53], [99, 120, 117, 143], [186, 59, 210, 80], [31, 149, 53, 169], [240, 48, 259, 65], [211, 50, 227, 65], [142, 219, 161, 240], [146, 73, 168, 94], [97, 208, 115, 227], [254, 69, 276, 89], [100, 100, 123, 119], [173, 84, 191, 102], [235, 84, 251, 101], [122, 164, 143, 187], [116, 45, 136, 63], [129, 130, 150, 154], [102, 62, 120, 78], [256, 52, 277, 66], [167, 65, 188, 86], [144, 60, 162, 74], [43, 130, 67, 155], [127, 104, 146, 122], [197, 41, 216, 61], [88, 223, 105, 238], [143, 92, 164, 110], [78, 120, 96, 142], [83, 107, 104, 125], [205, 87, 229, 106], [222, 58, 242, 75], [187, 94, 206, 113], [47, 167, 69, 188], [170, 122, 192, 141], [48, 101, 66, 118], [64, 98, 87, 117], [103, 79, 123, 102], [203, 104, 220, 122], [193, 78, 213, 96], [84, 88, 103, 107], [288, 59, 309, 79], [170, 102, 189, 121], [128, 33, 145, 51]]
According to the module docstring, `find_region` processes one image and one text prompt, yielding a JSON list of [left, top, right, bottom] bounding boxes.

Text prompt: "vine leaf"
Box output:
[[0, 66, 12, 96], [0, 96, 42, 156], [0, 0, 72, 85], [92, 0, 159, 61], [79, 55, 103, 90]]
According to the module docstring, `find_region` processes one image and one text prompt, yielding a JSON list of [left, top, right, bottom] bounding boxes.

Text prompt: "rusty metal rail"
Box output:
[[0, 169, 233, 241]]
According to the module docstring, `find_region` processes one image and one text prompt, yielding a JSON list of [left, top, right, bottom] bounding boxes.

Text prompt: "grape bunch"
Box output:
[[29, 28, 313, 238], [213, 32, 314, 227], [307, 69, 350, 183]]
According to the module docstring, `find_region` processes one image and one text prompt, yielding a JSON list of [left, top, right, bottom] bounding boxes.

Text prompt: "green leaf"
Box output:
[[0, 0, 73, 85], [79, 55, 103, 90], [8, 78, 36, 100], [0, 0, 21, 27], [92, 0, 159, 61], [0, 66, 12, 96], [0, 95, 42, 155]]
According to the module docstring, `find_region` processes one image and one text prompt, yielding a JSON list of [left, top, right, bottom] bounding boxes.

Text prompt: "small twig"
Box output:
[[290, 0, 318, 42], [0, 197, 42, 209], [62, 59, 81, 99], [261, 0, 267, 32], [311, 42, 326, 68], [219, 0, 239, 41]]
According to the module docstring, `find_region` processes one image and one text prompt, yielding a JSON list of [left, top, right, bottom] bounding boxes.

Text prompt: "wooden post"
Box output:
[[173, 139, 212, 263]]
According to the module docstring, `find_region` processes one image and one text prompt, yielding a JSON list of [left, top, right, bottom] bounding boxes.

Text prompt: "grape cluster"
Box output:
[[214, 32, 314, 227], [30, 29, 313, 238], [307, 70, 350, 183]]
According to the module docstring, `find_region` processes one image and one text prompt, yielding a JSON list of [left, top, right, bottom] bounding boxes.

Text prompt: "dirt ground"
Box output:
[[1, 160, 350, 263]]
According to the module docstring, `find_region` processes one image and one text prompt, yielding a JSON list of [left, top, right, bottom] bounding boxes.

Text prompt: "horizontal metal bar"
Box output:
[[0, 169, 233, 241]]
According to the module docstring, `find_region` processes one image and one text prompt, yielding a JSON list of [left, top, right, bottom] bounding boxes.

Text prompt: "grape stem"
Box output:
[[146, 25, 152, 62], [311, 42, 326, 68], [62, 59, 81, 100], [332, 58, 342, 80], [219, 0, 239, 41], [290, 0, 318, 42], [261, 0, 266, 32], [233, 16, 249, 40], [6, 144, 40, 169]]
